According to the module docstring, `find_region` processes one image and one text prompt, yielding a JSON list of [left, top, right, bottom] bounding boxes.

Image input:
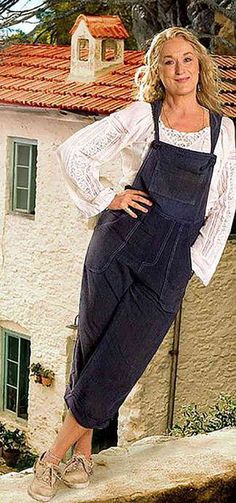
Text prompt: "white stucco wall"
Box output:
[[0, 106, 235, 454], [0, 107, 111, 452]]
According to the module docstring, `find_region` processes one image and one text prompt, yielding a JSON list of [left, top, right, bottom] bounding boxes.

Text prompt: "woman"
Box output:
[[28, 26, 235, 501]]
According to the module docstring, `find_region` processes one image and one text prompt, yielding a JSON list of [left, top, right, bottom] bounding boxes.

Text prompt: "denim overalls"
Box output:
[[64, 99, 222, 429]]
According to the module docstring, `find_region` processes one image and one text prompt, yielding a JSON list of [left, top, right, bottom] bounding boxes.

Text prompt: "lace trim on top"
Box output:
[[159, 117, 210, 149], [66, 122, 121, 201]]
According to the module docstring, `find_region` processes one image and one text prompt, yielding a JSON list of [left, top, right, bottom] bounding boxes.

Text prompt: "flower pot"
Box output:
[[41, 376, 53, 387], [34, 374, 42, 383], [2, 448, 20, 467]]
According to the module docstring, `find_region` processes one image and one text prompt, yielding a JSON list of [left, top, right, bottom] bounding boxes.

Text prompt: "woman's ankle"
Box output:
[[42, 450, 62, 465], [74, 428, 93, 462], [74, 449, 92, 462]]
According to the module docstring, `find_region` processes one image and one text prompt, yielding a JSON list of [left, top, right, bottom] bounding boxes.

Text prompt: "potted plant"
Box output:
[[2, 428, 26, 467], [30, 362, 43, 383], [41, 368, 55, 387]]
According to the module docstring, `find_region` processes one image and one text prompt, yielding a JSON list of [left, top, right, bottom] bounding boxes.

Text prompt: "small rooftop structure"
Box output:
[[68, 14, 129, 83]]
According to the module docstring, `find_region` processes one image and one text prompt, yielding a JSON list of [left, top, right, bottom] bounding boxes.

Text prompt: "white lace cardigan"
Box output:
[[56, 100, 236, 287]]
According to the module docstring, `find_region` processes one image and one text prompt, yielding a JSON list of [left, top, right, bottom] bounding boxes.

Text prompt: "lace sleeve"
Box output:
[[56, 102, 141, 218], [190, 117, 236, 286]]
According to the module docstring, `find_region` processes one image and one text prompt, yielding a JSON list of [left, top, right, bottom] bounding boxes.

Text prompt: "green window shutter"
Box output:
[[18, 337, 31, 419], [3, 331, 31, 420], [29, 145, 37, 214], [12, 141, 37, 214]]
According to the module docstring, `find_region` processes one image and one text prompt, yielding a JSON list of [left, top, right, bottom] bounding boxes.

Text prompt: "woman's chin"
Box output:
[[172, 87, 195, 96]]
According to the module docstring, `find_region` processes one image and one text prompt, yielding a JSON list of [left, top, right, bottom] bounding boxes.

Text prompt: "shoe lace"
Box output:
[[36, 464, 61, 487], [65, 455, 93, 476]]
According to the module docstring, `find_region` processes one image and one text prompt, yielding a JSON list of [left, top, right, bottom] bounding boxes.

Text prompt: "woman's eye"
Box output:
[[164, 58, 192, 65]]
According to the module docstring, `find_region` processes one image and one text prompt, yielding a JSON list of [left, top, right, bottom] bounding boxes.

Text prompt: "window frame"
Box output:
[[0, 329, 31, 421], [101, 39, 118, 62], [9, 137, 37, 215], [77, 38, 89, 61]]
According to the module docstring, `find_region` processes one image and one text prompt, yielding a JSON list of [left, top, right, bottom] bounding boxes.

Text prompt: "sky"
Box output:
[[2, 0, 42, 34]]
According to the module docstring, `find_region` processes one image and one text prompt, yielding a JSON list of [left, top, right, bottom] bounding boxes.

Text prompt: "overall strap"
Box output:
[[150, 99, 162, 142], [209, 109, 223, 154]]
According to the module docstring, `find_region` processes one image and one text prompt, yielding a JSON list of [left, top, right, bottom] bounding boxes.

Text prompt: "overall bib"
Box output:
[[64, 99, 222, 429]]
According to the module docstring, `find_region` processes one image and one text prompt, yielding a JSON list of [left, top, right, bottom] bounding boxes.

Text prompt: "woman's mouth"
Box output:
[[175, 77, 190, 82]]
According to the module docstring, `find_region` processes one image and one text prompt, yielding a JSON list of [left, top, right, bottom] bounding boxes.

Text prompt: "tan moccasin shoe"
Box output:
[[62, 453, 94, 489], [27, 452, 62, 502]]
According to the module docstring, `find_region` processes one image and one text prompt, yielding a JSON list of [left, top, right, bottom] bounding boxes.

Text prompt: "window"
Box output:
[[2, 330, 31, 420], [11, 139, 37, 214], [101, 39, 117, 62], [77, 39, 89, 61]]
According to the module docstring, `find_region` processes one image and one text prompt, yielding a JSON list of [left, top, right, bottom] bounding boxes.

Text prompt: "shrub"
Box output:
[[169, 392, 236, 437], [0, 422, 7, 444], [0, 424, 37, 470], [15, 449, 37, 471], [2, 428, 26, 451]]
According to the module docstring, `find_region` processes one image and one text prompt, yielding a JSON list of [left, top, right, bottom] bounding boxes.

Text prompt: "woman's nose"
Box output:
[[175, 61, 184, 74]]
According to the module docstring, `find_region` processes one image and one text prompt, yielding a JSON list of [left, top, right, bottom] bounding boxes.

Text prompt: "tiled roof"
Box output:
[[69, 14, 129, 39], [0, 43, 235, 117]]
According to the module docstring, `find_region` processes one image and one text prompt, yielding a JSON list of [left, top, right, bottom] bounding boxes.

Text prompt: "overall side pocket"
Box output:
[[84, 215, 142, 273]]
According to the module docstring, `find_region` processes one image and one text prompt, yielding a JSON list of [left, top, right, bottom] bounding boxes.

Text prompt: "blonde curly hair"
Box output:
[[132, 26, 223, 114]]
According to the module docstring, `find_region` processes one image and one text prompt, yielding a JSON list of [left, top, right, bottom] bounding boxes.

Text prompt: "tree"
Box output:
[[0, 1, 56, 29], [1, 0, 235, 54]]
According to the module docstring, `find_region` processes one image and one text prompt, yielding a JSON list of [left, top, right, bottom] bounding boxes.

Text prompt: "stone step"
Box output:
[[0, 426, 235, 502]]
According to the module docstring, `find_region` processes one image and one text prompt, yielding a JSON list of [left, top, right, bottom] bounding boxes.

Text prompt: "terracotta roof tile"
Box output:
[[0, 43, 235, 117], [220, 68, 236, 80], [220, 81, 236, 92], [213, 55, 236, 67], [69, 14, 129, 39]]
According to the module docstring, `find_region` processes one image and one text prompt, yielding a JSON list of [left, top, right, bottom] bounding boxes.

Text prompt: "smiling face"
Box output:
[[158, 36, 200, 96]]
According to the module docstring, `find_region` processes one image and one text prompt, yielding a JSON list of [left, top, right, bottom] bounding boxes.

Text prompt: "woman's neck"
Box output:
[[162, 94, 203, 115], [160, 95, 210, 132]]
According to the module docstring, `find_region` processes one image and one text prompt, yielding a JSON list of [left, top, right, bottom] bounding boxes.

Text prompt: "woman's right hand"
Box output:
[[107, 189, 153, 219]]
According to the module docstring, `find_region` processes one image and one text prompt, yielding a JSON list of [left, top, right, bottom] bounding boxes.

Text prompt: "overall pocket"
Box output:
[[151, 165, 206, 205], [148, 144, 215, 206], [84, 213, 142, 273]]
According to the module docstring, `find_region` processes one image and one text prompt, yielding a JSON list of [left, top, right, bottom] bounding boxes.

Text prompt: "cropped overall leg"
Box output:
[[65, 256, 176, 430], [64, 213, 183, 429]]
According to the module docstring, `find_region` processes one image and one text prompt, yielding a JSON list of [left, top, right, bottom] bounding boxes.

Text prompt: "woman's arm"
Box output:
[[190, 117, 236, 286], [56, 101, 147, 218]]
